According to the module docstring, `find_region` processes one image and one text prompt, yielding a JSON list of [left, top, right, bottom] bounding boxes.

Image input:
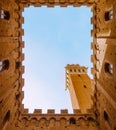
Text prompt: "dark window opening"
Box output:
[[0, 60, 9, 72], [87, 117, 94, 121], [16, 92, 20, 100], [104, 111, 109, 120], [104, 62, 113, 74], [16, 62, 21, 69], [84, 85, 87, 88], [104, 111, 112, 127], [0, 10, 10, 20], [105, 10, 113, 21], [2, 111, 10, 129], [70, 118, 76, 124], [0, 99, 3, 104]]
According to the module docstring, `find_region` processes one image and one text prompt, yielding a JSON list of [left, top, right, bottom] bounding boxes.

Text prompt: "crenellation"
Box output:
[[20, 104, 25, 112], [19, 53, 24, 61], [73, 109, 81, 114], [19, 78, 24, 88], [47, 109, 55, 114], [61, 109, 68, 114], [91, 54, 94, 63], [0, 0, 116, 129], [20, 91, 24, 101], [19, 65, 24, 73], [20, 108, 94, 116], [34, 109, 42, 114], [18, 0, 98, 7], [4, 107, 99, 129]]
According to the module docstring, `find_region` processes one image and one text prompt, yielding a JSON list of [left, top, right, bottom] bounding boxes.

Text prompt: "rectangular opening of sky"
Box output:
[[22, 6, 93, 113]]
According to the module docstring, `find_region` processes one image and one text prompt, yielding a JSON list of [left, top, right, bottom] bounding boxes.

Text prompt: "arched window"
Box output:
[[104, 62, 113, 75], [0, 10, 10, 20], [0, 60, 9, 72], [2, 111, 10, 129], [105, 10, 113, 21], [69, 117, 76, 124]]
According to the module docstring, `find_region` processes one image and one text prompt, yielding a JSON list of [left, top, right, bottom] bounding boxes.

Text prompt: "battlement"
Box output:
[[65, 64, 88, 89], [18, 108, 97, 129], [21, 103, 94, 115], [20, 107, 95, 117], [65, 64, 87, 74]]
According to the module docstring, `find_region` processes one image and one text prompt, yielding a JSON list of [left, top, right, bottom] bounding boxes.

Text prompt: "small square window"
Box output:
[[0, 10, 10, 20], [104, 62, 113, 75], [105, 10, 113, 21]]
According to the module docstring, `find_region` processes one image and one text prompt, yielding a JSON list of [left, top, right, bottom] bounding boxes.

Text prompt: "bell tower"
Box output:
[[65, 64, 94, 113]]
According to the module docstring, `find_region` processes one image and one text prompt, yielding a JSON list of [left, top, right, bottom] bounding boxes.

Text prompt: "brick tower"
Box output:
[[65, 64, 94, 113]]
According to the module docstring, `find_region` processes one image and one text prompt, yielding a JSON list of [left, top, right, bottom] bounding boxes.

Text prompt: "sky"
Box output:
[[22, 6, 93, 113]]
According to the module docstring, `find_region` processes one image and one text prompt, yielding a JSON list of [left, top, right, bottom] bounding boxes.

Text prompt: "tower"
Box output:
[[65, 64, 94, 113]]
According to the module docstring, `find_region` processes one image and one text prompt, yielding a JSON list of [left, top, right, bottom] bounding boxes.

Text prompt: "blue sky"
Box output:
[[22, 6, 92, 113]]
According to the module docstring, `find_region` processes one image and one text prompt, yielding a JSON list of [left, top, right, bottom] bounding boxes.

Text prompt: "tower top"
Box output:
[[65, 64, 88, 89], [65, 64, 88, 74]]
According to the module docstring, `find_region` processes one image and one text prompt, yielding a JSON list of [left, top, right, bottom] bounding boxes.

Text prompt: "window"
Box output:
[[2, 111, 10, 130], [0, 60, 9, 72], [104, 111, 112, 127], [104, 62, 113, 75], [105, 10, 113, 21], [69, 117, 76, 124], [0, 10, 10, 20]]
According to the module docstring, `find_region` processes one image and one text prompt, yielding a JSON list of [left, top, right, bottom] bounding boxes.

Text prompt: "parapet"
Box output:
[[34, 109, 42, 114], [19, 108, 96, 129], [21, 108, 94, 115], [65, 64, 88, 89], [65, 64, 88, 74]]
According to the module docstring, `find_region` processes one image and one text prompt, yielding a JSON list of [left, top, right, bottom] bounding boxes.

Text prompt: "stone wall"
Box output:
[[91, 0, 116, 129], [15, 109, 99, 130], [0, 0, 116, 130]]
